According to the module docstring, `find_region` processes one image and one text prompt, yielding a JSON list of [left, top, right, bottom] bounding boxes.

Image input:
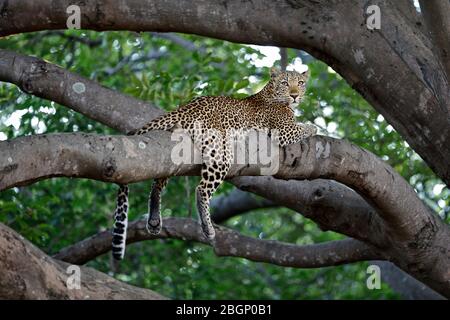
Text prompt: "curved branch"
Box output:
[[211, 188, 276, 224], [419, 0, 450, 81], [230, 177, 387, 247], [0, 222, 166, 299], [209, 184, 445, 299], [0, 0, 449, 185], [53, 217, 381, 268], [0, 49, 163, 133]]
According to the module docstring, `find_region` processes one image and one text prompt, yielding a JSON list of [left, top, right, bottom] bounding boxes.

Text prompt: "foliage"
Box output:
[[1, 30, 448, 299]]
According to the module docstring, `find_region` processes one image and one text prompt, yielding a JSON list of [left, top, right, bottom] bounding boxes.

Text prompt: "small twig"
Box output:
[[280, 47, 288, 70]]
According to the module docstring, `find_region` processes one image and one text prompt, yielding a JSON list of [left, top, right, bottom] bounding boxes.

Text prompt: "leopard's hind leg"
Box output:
[[195, 131, 233, 241], [127, 113, 181, 235]]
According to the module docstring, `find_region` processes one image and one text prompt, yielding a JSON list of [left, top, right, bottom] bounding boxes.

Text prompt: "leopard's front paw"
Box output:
[[307, 124, 318, 136]]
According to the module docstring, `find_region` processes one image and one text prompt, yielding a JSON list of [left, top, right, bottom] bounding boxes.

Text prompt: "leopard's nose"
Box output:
[[290, 94, 299, 100]]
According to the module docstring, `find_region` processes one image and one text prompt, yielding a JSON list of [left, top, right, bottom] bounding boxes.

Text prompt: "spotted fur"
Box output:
[[112, 68, 317, 260]]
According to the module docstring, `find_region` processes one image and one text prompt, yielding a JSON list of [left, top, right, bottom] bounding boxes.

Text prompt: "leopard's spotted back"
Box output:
[[113, 69, 317, 260]]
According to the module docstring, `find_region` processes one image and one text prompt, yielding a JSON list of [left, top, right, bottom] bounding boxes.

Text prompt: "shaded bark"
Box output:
[[0, 6, 449, 297], [0, 223, 166, 299], [419, 0, 450, 81], [0, 0, 449, 185], [53, 217, 381, 268], [0, 49, 163, 133]]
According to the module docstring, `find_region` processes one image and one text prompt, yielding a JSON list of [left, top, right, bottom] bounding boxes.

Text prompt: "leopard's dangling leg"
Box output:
[[146, 178, 169, 234], [112, 184, 129, 260], [195, 133, 233, 241]]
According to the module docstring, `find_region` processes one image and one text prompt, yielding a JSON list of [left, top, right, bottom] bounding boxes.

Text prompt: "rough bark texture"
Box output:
[[0, 223, 166, 299], [374, 261, 444, 300], [0, 0, 449, 186]]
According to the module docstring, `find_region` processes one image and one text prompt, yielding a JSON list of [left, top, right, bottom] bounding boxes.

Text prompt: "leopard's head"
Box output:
[[269, 68, 309, 108]]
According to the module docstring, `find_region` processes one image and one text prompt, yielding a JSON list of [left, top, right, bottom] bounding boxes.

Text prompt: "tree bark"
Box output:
[[210, 187, 445, 299], [419, 0, 450, 81], [0, 223, 166, 299], [1, 0, 449, 185], [53, 217, 381, 268]]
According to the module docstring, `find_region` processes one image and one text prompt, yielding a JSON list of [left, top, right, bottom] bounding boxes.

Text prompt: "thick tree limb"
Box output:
[[374, 261, 444, 300], [0, 222, 166, 299], [53, 217, 381, 268], [419, 0, 450, 81], [0, 49, 163, 133], [0, 0, 449, 185], [230, 177, 387, 247]]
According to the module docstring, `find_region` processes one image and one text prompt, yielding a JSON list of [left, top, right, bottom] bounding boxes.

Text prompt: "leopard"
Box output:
[[111, 68, 317, 260]]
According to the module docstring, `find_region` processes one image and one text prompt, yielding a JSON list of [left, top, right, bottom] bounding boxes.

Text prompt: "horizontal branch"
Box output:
[[54, 217, 381, 268], [0, 222, 166, 299], [0, 132, 435, 240], [0, 49, 163, 133]]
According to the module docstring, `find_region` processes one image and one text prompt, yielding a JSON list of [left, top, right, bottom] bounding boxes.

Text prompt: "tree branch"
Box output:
[[210, 182, 445, 299], [230, 177, 387, 247], [0, 132, 435, 239], [419, 0, 450, 81], [0, 222, 166, 299], [1, 0, 449, 185], [211, 188, 276, 224], [150, 32, 200, 52], [373, 261, 444, 300], [0, 49, 163, 133], [53, 217, 381, 268]]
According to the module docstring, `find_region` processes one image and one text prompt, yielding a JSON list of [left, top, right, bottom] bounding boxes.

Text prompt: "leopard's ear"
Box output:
[[270, 67, 281, 78], [302, 68, 310, 79]]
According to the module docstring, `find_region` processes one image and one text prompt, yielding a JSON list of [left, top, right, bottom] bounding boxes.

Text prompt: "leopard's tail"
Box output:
[[112, 184, 129, 260], [126, 112, 180, 136]]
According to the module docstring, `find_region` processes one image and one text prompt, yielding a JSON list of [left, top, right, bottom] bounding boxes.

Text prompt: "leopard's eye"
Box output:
[[299, 80, 305, 85], [281, 80, 288, 86]]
